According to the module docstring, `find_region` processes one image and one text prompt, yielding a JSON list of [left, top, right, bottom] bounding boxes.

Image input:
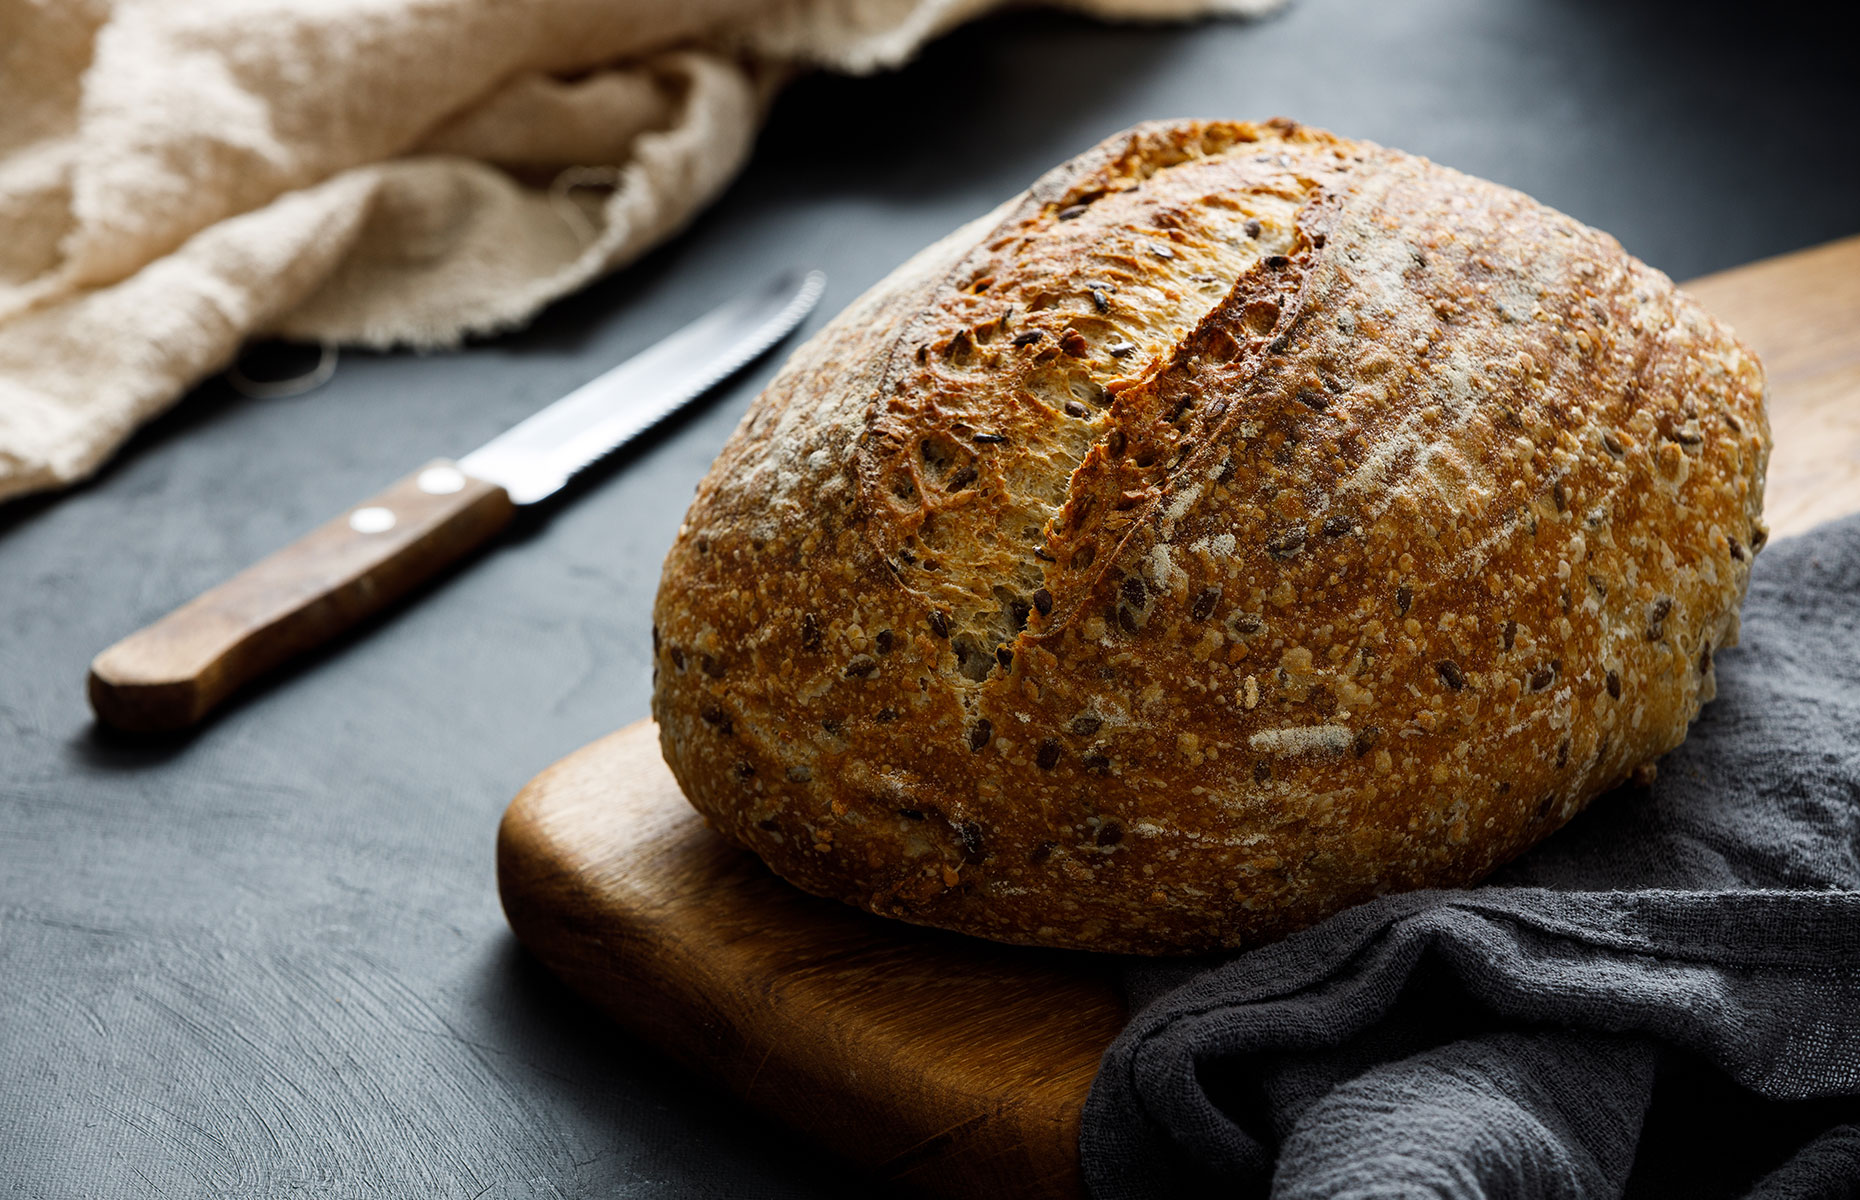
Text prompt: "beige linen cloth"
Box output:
[[0, 0, 1279, 504]]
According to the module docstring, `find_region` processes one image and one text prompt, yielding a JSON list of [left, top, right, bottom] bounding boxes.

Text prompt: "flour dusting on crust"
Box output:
[[652, 119, 1769, 955]]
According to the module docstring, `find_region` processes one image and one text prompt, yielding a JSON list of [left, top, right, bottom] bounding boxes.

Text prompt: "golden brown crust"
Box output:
[[651, 119, 1770, 954]]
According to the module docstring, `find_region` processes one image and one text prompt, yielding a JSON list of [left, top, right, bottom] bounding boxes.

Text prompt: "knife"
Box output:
[[88, 269, 826, 734]]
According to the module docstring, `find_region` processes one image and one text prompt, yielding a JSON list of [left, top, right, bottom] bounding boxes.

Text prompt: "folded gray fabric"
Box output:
[[1082, 513, 1860, 1200]]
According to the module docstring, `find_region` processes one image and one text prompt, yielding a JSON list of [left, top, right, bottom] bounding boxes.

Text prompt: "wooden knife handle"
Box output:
[[88, 461, 515, 733]]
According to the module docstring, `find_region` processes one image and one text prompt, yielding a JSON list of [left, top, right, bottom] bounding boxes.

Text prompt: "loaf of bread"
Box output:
[[651, 119, 1770, 954]]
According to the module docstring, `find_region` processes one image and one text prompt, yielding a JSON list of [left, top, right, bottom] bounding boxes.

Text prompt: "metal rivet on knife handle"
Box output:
[[86, 270, 824, 733], [87, 460, 515, 734]]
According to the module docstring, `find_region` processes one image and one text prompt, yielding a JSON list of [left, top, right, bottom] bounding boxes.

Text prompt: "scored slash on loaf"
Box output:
[[651, 119, 1769, 955]]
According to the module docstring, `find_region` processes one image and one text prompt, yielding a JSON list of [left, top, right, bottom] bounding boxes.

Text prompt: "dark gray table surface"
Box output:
[[4, 1, 1857, 1195]]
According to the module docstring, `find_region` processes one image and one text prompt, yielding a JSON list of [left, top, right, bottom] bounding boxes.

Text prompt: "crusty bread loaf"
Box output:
[[650, 119, 1770, 954]]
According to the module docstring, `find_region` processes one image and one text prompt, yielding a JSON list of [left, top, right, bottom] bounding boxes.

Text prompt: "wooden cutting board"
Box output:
[[496, 236, 1860, 1199]]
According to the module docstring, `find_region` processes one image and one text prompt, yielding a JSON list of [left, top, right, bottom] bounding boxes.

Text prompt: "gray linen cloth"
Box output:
[[1082, 514, 1860, 1199]]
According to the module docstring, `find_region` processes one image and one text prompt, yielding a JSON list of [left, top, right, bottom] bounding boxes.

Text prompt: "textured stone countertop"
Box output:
[[3, 1, 1857, 1195]]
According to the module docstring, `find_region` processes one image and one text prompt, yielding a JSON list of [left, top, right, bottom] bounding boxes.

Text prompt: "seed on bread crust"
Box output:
[[653, 118, 1769, 955]]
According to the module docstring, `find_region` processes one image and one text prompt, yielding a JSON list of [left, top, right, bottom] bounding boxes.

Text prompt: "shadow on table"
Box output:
[[0, 387, 225, 554], [748, 10, 1228, 208], [476, 936, 878, 1199]]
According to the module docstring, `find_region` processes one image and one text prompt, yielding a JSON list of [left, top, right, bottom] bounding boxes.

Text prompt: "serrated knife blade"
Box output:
[[462, 268, 825, 504], [87, 269, 826, 733]]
